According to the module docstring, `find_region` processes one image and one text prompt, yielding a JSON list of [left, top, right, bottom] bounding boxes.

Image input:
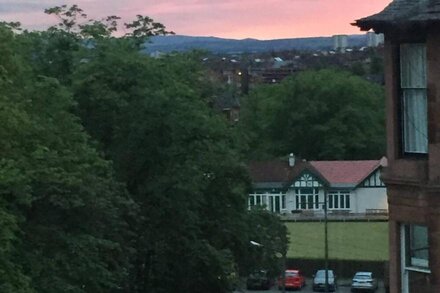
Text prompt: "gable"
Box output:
[[360, 168, 385, 187], [310, 160, 379, 185], [291, 171, 324, 188]]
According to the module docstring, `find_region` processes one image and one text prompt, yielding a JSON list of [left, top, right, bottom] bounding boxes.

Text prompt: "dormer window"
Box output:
[[400, 43, 428, 154]]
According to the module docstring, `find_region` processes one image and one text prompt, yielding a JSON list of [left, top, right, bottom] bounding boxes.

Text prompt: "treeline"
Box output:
[[239, 69, 385, 160], [0, 6, 286, 293]]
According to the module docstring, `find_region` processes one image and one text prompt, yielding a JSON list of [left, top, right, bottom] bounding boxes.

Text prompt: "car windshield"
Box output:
[[316, 270, 334, 278], [355, 273, 372, 279], [285, 271, 298, 277]]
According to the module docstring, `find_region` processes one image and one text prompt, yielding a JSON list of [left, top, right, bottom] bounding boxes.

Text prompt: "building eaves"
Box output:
[[328, 183, 356, 189], [354, 0, 440, 32], [252, 182, 285, 190]]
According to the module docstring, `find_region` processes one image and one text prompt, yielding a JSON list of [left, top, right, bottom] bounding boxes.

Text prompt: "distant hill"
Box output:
[[143, 35, 368, 54]]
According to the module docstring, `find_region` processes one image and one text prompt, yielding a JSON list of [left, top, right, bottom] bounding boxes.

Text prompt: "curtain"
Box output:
[[400, 44, 428, 153]]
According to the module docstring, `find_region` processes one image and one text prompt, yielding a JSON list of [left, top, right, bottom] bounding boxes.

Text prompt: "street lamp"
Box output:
[[323, 189, 329, 293], [314, 190, 330, 293]]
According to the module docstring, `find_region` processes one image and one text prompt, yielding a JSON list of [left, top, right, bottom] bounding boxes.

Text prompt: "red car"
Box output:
[[278, 269, 306, 290]]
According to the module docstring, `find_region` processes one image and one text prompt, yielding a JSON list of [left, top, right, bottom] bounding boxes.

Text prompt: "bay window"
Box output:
[[400, 44, 428, 154], [401, 224, 430, 293]]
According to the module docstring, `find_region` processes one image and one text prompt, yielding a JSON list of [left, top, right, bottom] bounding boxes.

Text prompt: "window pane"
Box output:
[[256, 196, 261, 205], [307, 195, 314, 209], [408, 270, 432, 292], [411, 225, 429, 267], [301, 188, 313, 194], [250, 196, 255, 206], [300, 195, 306, 209], [345, 194, 350, 209], [403, 89, 428, 153], [315, 194, 319, 209], [400, 44, 426, 89], [340, 194, 345, 208], [275, 196, 280, 212], [334, 194, 339, 209], [281, 195, 286, 209], [329, 194, 333, 209]]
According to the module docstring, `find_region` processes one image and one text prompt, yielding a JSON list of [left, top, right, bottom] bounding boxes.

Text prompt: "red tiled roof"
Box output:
[[309, 160, 380, 185], [249, 158, 386, 186], [248, 160, 291, 182], [248, 160, 310, 183]]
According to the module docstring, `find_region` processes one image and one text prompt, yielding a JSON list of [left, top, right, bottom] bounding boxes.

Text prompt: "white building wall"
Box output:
[[249, 187, 387, 215], [352, 187, 388, 213]]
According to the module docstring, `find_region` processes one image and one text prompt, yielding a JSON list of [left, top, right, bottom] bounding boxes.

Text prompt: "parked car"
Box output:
[[246, 270, 273, 290], [351, 271, 378, 292], [277, 269, 306, 290], [312, 269, 336, 292]]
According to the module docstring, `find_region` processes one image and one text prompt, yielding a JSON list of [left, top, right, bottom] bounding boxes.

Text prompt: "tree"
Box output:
[[71, 46, 255, 291], [0, 23, 135, 293], [1, 7, 288, 292], [240, 69, 385, 160]]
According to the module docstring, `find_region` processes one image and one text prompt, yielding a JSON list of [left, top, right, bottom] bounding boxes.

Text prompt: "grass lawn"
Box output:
[[285, 221, 389, 261]]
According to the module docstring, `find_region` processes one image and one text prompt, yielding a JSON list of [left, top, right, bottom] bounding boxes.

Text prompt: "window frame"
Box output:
[[400, 224, 431, 293], [295, 188, 320, 210], [327, 190, 351, 210], [398, 42, 428, 156]]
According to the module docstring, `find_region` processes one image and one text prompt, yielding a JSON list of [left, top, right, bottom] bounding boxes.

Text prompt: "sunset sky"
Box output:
[[0, 0, 392, 39]]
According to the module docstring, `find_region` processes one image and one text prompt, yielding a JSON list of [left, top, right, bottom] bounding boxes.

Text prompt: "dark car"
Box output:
[[277, 269, 306, 290], [351, 271, 378, 292], [246, 270, 273, 290], [312, 269, 336, 292]]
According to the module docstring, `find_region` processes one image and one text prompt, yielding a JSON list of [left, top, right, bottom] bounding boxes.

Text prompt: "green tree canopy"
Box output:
[[240, 69, 385, 160], [0, 7, 288, 292]]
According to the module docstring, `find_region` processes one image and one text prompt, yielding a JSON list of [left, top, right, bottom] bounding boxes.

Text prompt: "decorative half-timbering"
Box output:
[[291, 172, 323, 188], [360, 169, 385, 188]]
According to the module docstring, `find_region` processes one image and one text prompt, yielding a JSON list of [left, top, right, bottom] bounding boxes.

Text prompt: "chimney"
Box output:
[[288, 153, 296, 167]]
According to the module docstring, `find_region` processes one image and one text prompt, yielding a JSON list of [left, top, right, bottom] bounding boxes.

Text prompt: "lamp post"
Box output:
[[323, 189, 329, 293], [281, 251, 286, 293], [314, 190, 330, 292]]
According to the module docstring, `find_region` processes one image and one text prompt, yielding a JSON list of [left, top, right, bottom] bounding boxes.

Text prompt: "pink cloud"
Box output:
[[0, 0, 392, 39]]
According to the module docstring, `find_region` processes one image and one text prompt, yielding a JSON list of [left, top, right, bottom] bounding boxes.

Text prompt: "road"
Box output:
[[237, 279, 386, 293]]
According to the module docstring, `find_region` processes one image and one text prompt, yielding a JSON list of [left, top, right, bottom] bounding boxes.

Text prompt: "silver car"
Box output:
[[313, 269, 336, 292], [351, 271, 378, 292]]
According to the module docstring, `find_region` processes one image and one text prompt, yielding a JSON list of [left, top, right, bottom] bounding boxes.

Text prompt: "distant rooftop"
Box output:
[[249, 157, 387, 189]]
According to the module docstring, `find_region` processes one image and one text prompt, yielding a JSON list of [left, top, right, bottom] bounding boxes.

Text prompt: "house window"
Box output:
[[401, 224, 431, 293], [249, 192, 285, 213], [295, 188, 319, 210], [328, 191, 350, 209], [400, 44, 428, 154], [405, 224, 429, 268]]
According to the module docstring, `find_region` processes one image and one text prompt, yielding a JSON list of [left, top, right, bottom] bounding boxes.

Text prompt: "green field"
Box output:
[[285, 221, 389, 261]]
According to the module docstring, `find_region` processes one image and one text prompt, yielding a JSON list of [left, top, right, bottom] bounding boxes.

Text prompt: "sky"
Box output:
[[0, 0, 392, 40]]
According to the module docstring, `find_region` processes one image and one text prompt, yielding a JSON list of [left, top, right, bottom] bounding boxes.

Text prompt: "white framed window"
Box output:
[[400, 43, 428, 154], [295, 188, 319, 210], [328, 191, 350, 209], [249, 192, 285, 213], [401, 224, 430, 293]]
